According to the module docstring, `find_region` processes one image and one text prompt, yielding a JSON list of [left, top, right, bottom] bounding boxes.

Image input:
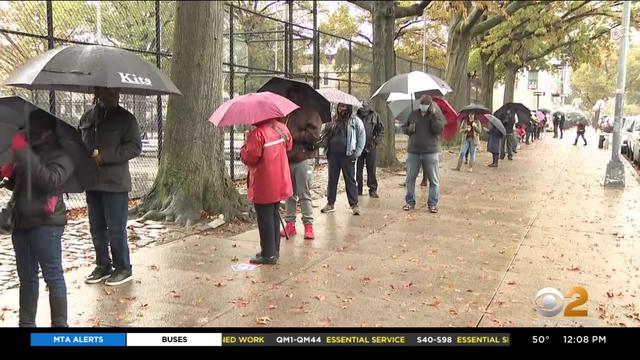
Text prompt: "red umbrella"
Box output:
[[208, 91, 299, 127], [432, 97, 458, 140]]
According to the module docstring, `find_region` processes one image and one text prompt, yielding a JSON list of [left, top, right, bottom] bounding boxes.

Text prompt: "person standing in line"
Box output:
[[80, 87, 141, 286], [240, 117, 293, 265], [499, 109, 516, 160], [487, 122, 503, 168], [2, 111, 74, 327], [321, 103, 366, 215], [452, 113, 481, 172], [280, 91, 322, 241], [356, 101, 384, 198], [401, 95, 445, 213]]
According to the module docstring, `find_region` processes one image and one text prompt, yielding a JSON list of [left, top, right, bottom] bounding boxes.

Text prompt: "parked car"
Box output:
[[622, 116, 635, 155], [630, 119, 640, 165]]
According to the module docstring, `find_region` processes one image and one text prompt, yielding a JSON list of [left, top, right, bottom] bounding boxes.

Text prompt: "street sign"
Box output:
[[533, 91, 545, 96]]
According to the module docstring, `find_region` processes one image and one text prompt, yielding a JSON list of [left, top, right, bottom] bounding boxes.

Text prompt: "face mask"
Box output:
[[420, 104, 429, 112]]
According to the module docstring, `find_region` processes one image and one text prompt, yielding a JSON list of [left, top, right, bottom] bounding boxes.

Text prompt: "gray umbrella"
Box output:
[[4, 45, 181, 96], [371, 71, 453, 100], [486, 114, 506, 135]]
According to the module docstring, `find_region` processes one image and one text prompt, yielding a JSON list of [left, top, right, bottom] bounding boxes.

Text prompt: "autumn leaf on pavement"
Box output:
[[170, 290, 181, 298], [427, 296, 441, 308], [231, 256, 239, 262], [607, 291, 615, 298], [268, 304, 277, 310], [148, 265, 160, 271], [449, 308, 459, 316], [256, 316, 271, 325], [313, 295, 326, 301], [507, 280, 517, 285], [361, 276, 371, 285]]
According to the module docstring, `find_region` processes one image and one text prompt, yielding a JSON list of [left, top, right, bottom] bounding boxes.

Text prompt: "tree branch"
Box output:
[[524, 25, 619, 62], [395, 18, 422, 40], [561, 1, 589, 20], [348, 0, 373, 13], [394, 0, 431, 19], [471, 0, 534, 38], [463, 7, 485, 33], [357, 32, 373, 45], [259, 1, 278, 14]]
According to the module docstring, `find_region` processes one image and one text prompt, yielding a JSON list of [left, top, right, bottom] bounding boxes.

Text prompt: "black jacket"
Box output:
[[6, 141, 74, 229], [500, 113, 516, 134], [357, 110, 384, 152], [79, 105, 142, 192], [403, 108, 445, 154]]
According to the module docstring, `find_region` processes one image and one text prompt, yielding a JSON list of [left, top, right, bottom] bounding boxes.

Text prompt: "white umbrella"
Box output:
[[316, 87, 362, 108], [371, 71, 452, 100]]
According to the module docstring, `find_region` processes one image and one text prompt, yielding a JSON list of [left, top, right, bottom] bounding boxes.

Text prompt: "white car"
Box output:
[[630, 119, 640, 165], [622, 117, 635, 155]]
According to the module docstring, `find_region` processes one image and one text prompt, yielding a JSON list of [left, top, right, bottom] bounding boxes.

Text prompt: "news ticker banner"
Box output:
[[30, 333, 510, 347]]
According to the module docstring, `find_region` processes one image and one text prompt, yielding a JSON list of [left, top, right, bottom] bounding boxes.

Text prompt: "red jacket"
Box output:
[[240, 119, 293, 205]]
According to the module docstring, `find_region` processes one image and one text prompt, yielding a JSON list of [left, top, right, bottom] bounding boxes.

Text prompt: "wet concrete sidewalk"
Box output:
[[1, 130, 639, 327]]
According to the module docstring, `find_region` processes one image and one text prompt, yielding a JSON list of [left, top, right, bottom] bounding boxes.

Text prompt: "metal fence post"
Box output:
[[312, 0, 319, 88], [288, 0, 293, 77], [155, 0, 163, 160], [46, 0, 55, 114], [229, 6, 235, 180], [348, 41, 352, 94]]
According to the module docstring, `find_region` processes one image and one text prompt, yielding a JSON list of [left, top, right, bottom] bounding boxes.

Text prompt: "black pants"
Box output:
[[327, 153, 358, 207], [255, 203, 280, 258], [525, 129, 533, 144], [492, 153, 499, 165], [574, 132, 587, 145], [559, 124, 564, 138], [357, 149, 378, 193], [553, 122, 559, 138], [86, 191, 131, 272]]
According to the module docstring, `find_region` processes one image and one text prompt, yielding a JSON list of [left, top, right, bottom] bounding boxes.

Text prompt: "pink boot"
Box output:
[[280, 222, 296, 237], [304, 224, 315, 240]]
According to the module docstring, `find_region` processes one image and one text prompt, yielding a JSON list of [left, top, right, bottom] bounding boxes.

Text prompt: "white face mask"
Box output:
[[420, 104, 430, 112]]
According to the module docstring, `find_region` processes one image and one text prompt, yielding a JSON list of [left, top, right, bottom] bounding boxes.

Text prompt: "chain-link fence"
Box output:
[[1, 0, 445, 209]]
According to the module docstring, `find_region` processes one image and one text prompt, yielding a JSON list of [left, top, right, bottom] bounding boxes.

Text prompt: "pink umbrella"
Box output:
[[535, 111, 544, 121], [208, 91, 299, 127]]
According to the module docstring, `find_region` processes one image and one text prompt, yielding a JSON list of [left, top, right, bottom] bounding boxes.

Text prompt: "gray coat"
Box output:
[[79, 105, 142, 193]]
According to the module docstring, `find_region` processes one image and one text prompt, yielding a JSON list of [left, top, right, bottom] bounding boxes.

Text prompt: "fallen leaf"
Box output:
[[427, 297, 441, 308], [607, 291, 615, 298], [256, 316, 271, 325], [214, 282, 224, 287], [170, 290, 181, 298], [347, 265, 356, 271], [285, 293, 294, 298], [148, 265, 160, 271], [268, 304, 277, 310], [314, 295, 326, 301], [231, 256, 239, 262], [507, 280, 517, 285], [449, 308, 459, 316], [361, 276, 372, 285], [102, 289, 113, 296], [321, 264, 329, 269]]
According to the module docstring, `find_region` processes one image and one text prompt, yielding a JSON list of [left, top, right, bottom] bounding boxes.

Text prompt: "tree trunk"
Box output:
[[479, 52, 495, 111], [371, 1, 400, 168], [503, 63, 518, 104], [444, 23, 471, 110], [138, 1, 246, 226]]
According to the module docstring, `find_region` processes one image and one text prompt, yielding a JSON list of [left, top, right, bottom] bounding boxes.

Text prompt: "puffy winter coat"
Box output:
[[240, 119, 293, 205]]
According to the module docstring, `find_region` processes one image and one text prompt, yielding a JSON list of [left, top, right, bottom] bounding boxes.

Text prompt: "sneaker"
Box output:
[[255, 252, 279, 259], [428, 205, 439, 214], [369, 191, 379, 198], [104, 270, 133, 286], [280, 222, 296, 238], [85, 266, 113, 284], [303, 224, 315, 240], [402, 203, 415, 211], [321, 204, 335, 213], [351, 206, 361, 215]]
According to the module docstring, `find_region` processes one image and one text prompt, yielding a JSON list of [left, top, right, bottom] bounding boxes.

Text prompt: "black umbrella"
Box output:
[[494, 102, 532, 125], [459, 103, 491, 114], [4, 45, 181, 96], [257, 77, 331, 123], [0, 96, 97, 193], [538, 108, 552, 114]]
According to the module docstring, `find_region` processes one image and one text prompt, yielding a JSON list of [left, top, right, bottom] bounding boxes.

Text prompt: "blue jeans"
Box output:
[[405, 152, 439, 207], [13, 225, 66, 326], [86, 191, 131, 272], [459, 139, 476, 162]]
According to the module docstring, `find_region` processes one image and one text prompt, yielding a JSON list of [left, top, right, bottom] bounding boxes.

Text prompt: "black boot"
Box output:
[[50, 295, 68, 327], [18, 288, 37, 327]]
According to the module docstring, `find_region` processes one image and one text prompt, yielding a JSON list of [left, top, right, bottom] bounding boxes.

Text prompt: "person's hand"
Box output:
[[91, 149, 103, 166], [408, 122, 416, 134], [10, 133, 27, 152]]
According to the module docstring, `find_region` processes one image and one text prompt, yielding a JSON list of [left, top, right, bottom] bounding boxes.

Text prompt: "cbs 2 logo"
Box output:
[[534, 287, 588, 317]]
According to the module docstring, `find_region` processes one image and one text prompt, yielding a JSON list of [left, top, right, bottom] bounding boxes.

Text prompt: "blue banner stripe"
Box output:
[[31, 333, 126, 347]]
